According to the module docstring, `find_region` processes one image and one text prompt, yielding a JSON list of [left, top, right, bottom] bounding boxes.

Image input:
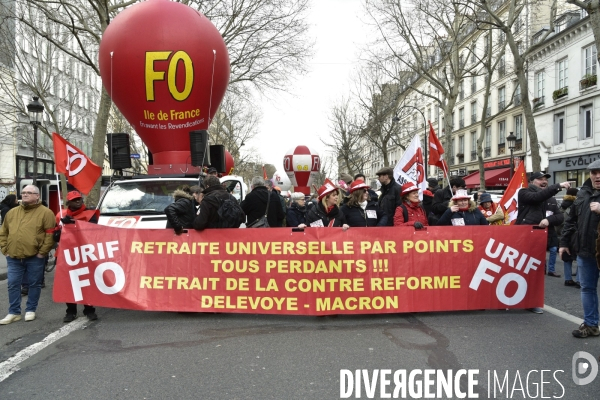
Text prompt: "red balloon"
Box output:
[[283, 145, 320, 195], [99, 0, 230, 169], [223, 150, 235, 176]]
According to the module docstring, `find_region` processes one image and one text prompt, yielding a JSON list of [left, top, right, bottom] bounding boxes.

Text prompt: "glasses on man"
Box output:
[[21, 191, 39, 195]]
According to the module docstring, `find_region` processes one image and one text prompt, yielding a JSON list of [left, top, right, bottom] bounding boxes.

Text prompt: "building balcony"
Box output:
[[471, 151, 477, 161], [484, 148, 491, 158], [497, 143, 506, 155], [580, 74, 597, 91], [553, 86, 568, 101], [514, 96, 521, 106], [533, 96, 544, 109], [498, 100, 505, 110]]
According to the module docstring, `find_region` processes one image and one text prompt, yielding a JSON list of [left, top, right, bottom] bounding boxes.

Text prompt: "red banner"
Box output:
[[53, 224, 547, 315]]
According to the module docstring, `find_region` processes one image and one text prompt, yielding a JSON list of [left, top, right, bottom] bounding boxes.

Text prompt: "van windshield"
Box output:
[[99, 180, 196, 215]]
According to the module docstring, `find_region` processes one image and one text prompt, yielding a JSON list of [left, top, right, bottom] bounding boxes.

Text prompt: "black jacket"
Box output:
[[286, 202, 306, 227], [165, 190, 196, 230], [378, 180, 401, 226], [560, 179, 600, 258], [0, 202, 18, 225], [193, 184, 231, 230], [558, 194, 578, 261], [431, 186, 453, 218], [438, 200, 489, 226], [305, 202, 347, 227], [340, 200, 381, 227], [241, 186, 284, 227], [516, 183, 563, 248]]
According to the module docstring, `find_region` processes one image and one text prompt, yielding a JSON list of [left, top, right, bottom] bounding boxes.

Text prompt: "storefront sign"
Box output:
[[483, 158, 511, 169]]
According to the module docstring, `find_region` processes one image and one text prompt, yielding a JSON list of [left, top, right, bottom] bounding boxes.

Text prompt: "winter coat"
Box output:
[[241, 186, 285, 227], [305, 202, 347, 227], [340, 200, 381, 227], [431, 186, 453, 218], [193, 184, 231, 230], [0, 202, 18, 225], [165, 190, 196, 230], [516, 183, 563, 249], [56, 205, 99, 225], [286, 202, 307, 227], [378, 180, 402, 226], [393, 201, 429, 227], [560, 179, 600, 258], [0, 202, 56, 258], [438, 200, 489, 226], [478, 202, 505, 225], [558, 194, 578, 262]]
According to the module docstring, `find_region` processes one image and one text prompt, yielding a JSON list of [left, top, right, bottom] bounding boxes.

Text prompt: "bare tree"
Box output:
[[322, 97, 365, 175], [14, 0, 313, 205]]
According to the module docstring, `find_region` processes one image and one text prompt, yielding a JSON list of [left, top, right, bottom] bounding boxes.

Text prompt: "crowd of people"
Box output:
[[1, 160, 600, 341]]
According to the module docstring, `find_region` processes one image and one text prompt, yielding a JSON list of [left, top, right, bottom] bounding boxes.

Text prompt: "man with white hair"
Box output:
[[0, 185, 55, 324]]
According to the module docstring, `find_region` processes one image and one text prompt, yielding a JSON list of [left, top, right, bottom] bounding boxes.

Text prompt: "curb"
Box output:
[[0, 272, 6, 281]]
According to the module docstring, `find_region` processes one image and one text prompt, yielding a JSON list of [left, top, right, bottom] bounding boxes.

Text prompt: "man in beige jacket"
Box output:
[[0, 185, 55, 324]]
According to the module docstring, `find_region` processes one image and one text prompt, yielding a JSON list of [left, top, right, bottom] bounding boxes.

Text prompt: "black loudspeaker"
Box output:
[[189, 130, 210, 167], [107, 133, 131, 170], [209, 145, 226, 173]]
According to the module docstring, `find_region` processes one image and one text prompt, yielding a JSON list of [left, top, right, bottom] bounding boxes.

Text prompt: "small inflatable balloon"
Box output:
[[223, 150, 235, 176], [283, 146, 321, 195], [99, 0, 230, 172], [272, 171, 292, 191]]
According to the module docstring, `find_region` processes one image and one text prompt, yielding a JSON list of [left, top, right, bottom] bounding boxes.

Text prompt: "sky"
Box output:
[[247, 0, 371, 174]]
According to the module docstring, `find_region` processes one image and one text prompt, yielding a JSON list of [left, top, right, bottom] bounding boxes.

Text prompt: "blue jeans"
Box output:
[[564, 259, 581, 282], [6, 256, 46, 315], [546, 247, 557, 273], [577, 256, 600, 327]]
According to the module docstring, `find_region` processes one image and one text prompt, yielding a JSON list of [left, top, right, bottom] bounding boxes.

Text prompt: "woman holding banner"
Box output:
[[340, 180, 381, 227], [437, 189, 488, 226], [393, 182, 428, 228], [305, 179, 349, 230]]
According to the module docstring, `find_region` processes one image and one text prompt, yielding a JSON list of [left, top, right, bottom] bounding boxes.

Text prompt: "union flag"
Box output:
[[52, 132, 102, 195], [499, 162, 528, 224]]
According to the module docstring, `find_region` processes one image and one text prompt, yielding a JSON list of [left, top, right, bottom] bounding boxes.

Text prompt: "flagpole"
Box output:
[[56, 173, 64, 223]]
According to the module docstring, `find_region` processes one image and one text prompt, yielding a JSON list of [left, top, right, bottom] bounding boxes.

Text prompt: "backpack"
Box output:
[[217, 194, 246, 228]]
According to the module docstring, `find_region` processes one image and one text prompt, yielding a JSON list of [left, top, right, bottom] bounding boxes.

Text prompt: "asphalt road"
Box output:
[[0, 257, 598, 399]]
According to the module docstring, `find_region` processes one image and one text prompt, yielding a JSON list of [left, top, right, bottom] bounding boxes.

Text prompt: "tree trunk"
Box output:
[[86, 88, 112, 207]]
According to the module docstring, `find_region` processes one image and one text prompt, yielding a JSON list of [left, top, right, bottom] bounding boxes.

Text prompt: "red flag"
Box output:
[[262, 165, 268, 180], [428, 121, 448, 176], [52, 132, 102, 195], [499, 161, 528, 225]]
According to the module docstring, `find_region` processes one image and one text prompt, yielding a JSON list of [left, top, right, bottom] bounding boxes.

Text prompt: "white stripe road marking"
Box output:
[[0, 318, 88, 382], [543, 304, 584, 325], [0, 304, 585, 383]]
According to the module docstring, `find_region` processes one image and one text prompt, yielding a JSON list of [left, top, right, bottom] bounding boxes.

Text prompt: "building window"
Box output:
[[471, 131, 477, 161], [459, 107, 464, 128], [458, 135, 464, 156], [459, 80, 464, 100], [583, 44, 597, 76], [471, 43, 476, 65], [557, 59, 568, 89], [555, 112, 565, 144], [471, 75, 477, 94], [498, 86, 506, 110], [498, 55, 505, 78], [498, 120, 506, 144], [514, 114, 523, 140], [471, 101, 477, 124], [513, 81, 521, 106], [535, 71, 545, 99], [581, 104, 593, 139], [485, 126, 491, 157]]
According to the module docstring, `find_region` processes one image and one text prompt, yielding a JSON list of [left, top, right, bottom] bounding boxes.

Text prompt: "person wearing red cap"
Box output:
[[305, 179, 349, 230], [340, 180, 381, 227], [54, 191, 99, 322], [394, 183, 428, 228], [437, 189, 488, 226]]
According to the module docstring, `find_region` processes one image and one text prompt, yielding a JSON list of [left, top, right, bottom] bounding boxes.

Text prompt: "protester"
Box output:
[[305, 179, 349, 230], [477, 193, 504, 225], [394, 182, 428, 228], [354, 173, 379, 202], [340, 180, 381, 227], [54, 191, 99, 322], [241, 177, 285, 227], [560, 160, 600, 338], [0, 185, 55, 324], [427, 177, 440, 194], [438, 189, 488, 226], [422, 178, 439, 219], [473, 189, 486, 204], [375, 167, 401, 226], [193, 176, 232, 230], [207, 167, 218, 177], [165, 185, 196, 234], [431, 177, 466, 225], [0, 194, 18, 224], [190, 185, 204, 215], [287, 192, 307, 228], [559, 188, 580, 288], [517, 172, 569, 281], [264, 179, 287, 221]]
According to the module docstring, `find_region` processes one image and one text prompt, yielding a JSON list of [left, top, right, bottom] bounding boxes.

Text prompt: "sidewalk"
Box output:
[[0, 252, 6, 280]]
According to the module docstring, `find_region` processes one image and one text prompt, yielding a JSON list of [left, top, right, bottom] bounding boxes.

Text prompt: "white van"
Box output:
[[97, 175, 247, 229]]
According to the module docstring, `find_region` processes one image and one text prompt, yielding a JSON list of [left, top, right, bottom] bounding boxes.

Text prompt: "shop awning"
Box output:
[[464, 167, 511, 188]]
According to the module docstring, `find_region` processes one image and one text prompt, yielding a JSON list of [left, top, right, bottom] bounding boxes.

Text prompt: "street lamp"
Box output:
[[26, 96, 44, 185], [507, 131, 517, 181], [393, 106, 428, 170]]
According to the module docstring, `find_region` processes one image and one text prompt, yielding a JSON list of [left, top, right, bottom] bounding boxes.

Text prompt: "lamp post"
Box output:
[[26, 96, 44, 185], [507, 131, 517, 181], [393, 105, 428, 172]]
